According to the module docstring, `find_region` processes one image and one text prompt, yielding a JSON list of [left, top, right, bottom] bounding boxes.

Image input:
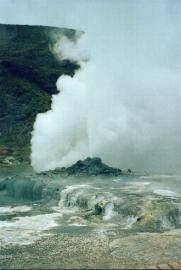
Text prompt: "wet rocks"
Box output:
[[43, 157, 123, 176], [94, 199, 109, 215]]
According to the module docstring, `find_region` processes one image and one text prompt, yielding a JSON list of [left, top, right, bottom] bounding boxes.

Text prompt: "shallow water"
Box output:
[[0, 165, 181, 268]]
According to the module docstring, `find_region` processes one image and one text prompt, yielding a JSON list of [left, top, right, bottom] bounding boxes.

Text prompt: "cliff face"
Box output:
[[0, 24, 79, 162]]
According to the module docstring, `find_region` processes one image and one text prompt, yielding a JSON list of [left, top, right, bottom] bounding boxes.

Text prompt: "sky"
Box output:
[[1, 0, 181, 173], [0, 0, 180, 30]]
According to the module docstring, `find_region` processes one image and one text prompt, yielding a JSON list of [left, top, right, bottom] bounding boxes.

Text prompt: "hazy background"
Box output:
[[1, 0, 181, 173]]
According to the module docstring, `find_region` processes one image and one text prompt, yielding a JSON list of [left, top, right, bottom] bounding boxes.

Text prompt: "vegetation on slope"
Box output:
[[0, 24, 79, 162]]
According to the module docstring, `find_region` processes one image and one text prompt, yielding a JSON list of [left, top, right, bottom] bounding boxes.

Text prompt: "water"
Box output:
[[0, 165, 181, 268]]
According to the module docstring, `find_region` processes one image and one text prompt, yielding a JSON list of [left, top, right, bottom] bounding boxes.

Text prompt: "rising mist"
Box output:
[[30, 1, 181, 173]]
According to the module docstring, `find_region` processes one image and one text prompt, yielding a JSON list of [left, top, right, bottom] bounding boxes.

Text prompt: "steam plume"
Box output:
[[31, 1, 181, 173]]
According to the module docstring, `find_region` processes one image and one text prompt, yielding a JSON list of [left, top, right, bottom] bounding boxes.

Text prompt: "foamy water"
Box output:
[[0, 169, 181, 246], [0, 206, 32, 214], [153, 189, 180, 198], [0, 212, 62, 245]]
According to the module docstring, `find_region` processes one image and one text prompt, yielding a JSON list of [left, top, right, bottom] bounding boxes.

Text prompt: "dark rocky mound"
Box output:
[[0, 24, 79, 163], [42, 157, 123, 176]]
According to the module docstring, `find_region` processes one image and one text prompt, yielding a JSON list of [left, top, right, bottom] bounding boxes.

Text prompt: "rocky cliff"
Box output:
[[0, 24, 79, 163]]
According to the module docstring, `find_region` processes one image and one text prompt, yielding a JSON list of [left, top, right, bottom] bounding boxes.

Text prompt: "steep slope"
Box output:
[[0, 24, 79, 162]]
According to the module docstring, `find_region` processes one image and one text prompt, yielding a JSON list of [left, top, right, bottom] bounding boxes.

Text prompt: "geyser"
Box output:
[[31, 1, 181, 173]]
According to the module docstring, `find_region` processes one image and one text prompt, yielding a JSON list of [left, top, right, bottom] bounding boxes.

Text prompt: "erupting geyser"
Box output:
[[31, 69, 89, 171], [31, 1, 181, 173]]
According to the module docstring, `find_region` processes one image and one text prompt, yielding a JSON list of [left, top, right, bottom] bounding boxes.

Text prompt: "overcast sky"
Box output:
[[0, 0, 181, 30]]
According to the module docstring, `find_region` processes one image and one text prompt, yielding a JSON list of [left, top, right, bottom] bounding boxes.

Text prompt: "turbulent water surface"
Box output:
[[0, 165, 181, 268]]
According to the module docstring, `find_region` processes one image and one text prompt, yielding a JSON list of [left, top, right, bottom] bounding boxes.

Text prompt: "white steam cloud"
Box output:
[[31, 1, 181, 173]]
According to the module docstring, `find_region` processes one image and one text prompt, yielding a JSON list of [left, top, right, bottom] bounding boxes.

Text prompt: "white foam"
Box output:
[[57, 184, 90, 209], [52, 206, 77, 214], [153, 189, 180, 197], [0, 206, 32, 214], [103, 203, 116, 221], [68, 223, 87, 227], [140, 175, 181, 180], [0, 212, 61, 246], [121, 181, 151, 193], [124, 216, 138, 229], [139, 176, 153, 179], [133, 181, 151, 186]]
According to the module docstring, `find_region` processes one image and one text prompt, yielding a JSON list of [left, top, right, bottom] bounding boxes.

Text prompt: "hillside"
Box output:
[[0, 24, 79, 163]]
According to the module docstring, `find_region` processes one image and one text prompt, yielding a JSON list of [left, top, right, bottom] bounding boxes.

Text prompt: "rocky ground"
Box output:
[[1, 228, 181, 269]]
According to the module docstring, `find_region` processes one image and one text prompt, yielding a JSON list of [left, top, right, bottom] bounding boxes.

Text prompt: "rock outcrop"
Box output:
[[42, 157, 123, 176]]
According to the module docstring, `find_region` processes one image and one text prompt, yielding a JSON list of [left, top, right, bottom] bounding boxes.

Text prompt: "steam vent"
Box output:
[[0, 24, 79, 163]]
